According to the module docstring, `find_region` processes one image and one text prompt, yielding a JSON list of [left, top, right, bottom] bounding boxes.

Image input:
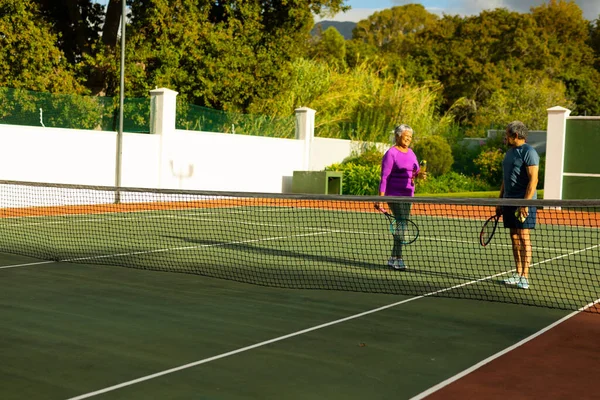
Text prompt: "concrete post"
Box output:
[[150, 88, 179, 188], [295, 107, 316, 170], [149, 88, 179, 135], [544, 106, 571, 200]]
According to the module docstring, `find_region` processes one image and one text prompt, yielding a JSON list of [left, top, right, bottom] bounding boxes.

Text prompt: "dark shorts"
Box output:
[[503, 206, 537, 229]]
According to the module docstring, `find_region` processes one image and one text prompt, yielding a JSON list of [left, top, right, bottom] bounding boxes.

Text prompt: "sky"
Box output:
[[91, 0, 600, 23], [316, 0, 600, 23]]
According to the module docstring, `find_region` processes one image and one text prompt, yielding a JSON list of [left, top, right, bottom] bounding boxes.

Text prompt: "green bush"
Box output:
[[415, 172, 492, 194], [326, 163, 381, 195], [474, 148, 505, 188], [341, 147, 384, 166], [412, 135, 454, 177]]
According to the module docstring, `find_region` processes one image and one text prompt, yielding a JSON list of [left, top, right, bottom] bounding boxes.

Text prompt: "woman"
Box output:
[[376, 124, 426, 270]]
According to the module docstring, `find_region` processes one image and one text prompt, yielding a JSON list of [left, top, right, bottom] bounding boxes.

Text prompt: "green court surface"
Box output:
[[1, 254, 569, 400], [0, 203, 597, 399]]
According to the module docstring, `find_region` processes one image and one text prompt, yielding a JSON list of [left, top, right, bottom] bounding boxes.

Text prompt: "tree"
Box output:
[[529, 0, 600, 115], [33, 0, 105, 64], [352, 4, 438, 50], [308, 26, 347, 69], [469, 77, 575, 135], [124, 0, 347, 111], [0, 0, 83, 93], [32, 0, 121, 95]]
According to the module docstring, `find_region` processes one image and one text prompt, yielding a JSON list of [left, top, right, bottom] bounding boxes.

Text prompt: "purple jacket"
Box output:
[[379, 147, 420, 197]]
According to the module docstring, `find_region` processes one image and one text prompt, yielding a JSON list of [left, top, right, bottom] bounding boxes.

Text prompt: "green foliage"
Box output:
[[176, 102, 295, 137], [415, 172, 492, 194], [473, 149, 504, 188], [411, 135, 454, 177], [0, 87, 151, 131], [3, 0, 600, 144], [469, 77, 574, 134], [250, 58, 455, 142], [353, 4, 438, 50], [309, 26, 347, 70], [398, 1, 600, 126], [125, 0, 348, 112], [341, 147, 384, 166], [451, 140, 482, 177], [326, 163, 381, 195], [0, 0, 84, 93]]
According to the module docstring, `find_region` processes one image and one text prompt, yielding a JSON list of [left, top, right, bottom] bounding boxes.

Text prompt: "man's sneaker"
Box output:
[[387, 258, 406, 270], [517, 277, 530, 289], [394, 259, 406, 270], [503, 273, 520, 285]]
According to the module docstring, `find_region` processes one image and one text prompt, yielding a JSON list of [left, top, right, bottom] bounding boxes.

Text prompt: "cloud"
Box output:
[[322, 0, 600, 22], [314, 8, 383, 23], [443, 0, 600, 20]]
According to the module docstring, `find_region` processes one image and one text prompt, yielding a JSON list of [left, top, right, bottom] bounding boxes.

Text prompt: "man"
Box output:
[[498, 121, 540, 289]]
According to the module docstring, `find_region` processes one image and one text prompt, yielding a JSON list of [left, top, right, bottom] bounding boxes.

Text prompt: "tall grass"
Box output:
[[249, 58, 454, 142]]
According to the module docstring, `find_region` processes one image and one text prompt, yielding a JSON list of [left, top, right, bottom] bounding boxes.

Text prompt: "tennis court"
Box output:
[[1, 181, 599, 399]]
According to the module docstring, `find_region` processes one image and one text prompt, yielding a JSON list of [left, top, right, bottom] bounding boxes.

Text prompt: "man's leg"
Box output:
[[518, 228, 532, 278], [509, 228, 523, 275]]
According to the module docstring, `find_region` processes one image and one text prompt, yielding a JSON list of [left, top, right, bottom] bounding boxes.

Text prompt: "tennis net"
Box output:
[[0, 180, 599, 312]]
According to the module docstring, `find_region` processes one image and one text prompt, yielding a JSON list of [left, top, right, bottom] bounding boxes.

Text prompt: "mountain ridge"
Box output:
[[311, 21, 357, 40]]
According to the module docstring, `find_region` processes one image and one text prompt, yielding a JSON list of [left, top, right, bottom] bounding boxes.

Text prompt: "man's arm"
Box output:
[[524, 165, 539, 200], [496, 181, 505, 215]]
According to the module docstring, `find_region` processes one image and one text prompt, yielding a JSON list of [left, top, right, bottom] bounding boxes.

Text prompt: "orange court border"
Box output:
[[1, 199, 598, 228]]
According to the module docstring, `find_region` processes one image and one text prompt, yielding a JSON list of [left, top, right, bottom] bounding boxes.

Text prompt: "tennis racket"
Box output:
[[374, 204, 419, 244], [479, 213, 501, 247]]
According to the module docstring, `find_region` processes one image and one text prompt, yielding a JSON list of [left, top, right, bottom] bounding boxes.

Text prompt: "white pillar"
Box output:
[[544, 106, 571, 200], [295, 107, 315, 170], [150, 88, 179, 135], [150, 88, 179, 188]]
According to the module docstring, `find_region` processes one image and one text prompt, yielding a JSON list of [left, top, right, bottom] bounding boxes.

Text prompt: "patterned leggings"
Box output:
[[388, 202, 412, 258]]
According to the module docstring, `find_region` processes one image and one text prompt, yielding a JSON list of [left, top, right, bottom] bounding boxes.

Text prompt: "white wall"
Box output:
[[0, 116, 370, 195], [0, 89, 395, 200], [0, 124, 116, 185], [160, 130, 305, 192]]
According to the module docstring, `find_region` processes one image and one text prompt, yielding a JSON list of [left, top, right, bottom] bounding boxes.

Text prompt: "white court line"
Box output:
[[0, 260, 55, 269], [410, 298, 600, 400], [65, 271, 511, 400], [64, 230, 340, 263], [65, 242, 600, 399]]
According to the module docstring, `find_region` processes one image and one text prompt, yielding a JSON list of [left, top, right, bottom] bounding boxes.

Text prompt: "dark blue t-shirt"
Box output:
[[502, 143, 540, 198]]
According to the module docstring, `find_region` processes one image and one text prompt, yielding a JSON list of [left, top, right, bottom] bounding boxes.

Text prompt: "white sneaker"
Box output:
[[387, 258, 406, 270], [517, 277, 530, 289], [503, 273, 520, 285], [394, 259, 406, 271]]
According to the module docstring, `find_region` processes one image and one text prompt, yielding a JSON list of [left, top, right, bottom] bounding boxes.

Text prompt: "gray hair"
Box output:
[[394, 124, 413, 136], [506, 121, 528, 140]]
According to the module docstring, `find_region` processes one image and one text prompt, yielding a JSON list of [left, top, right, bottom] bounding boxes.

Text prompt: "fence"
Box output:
[[0, 88, 368, 194]]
